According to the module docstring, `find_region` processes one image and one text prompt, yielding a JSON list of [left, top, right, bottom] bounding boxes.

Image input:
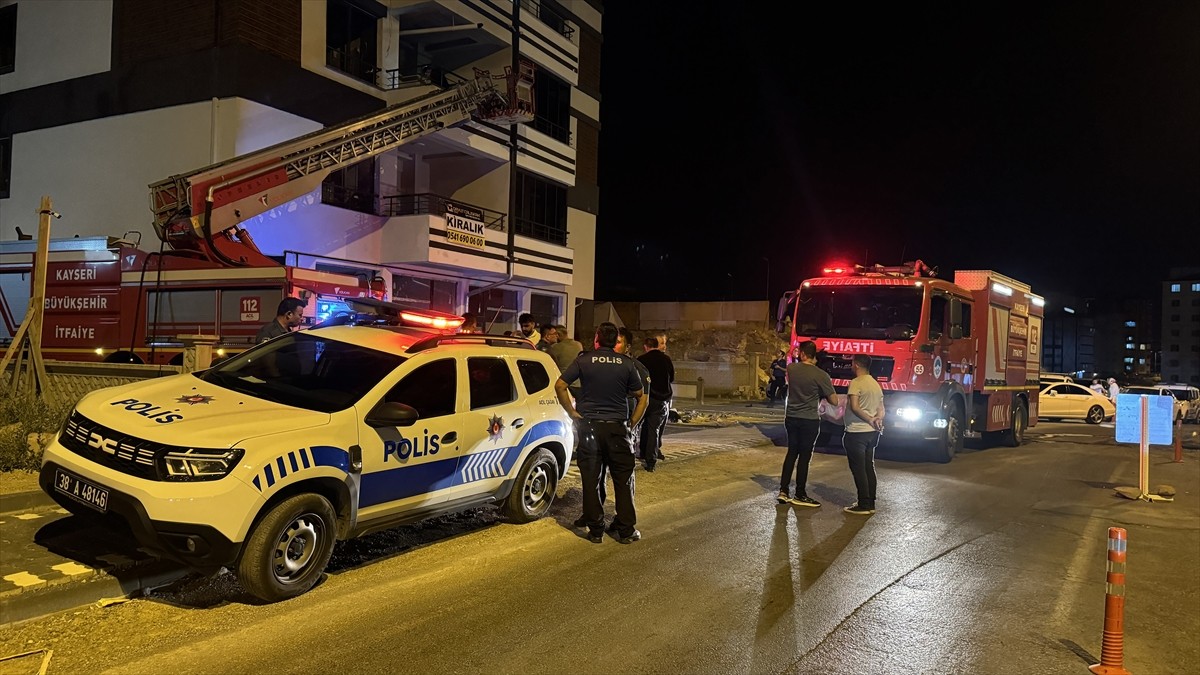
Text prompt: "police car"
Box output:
[[39, 314, 574, 602]]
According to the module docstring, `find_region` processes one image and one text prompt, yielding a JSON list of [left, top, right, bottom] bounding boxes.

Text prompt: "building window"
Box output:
[[1171, 329, 1180, 337], [1123, 357, 1133, 364], [321, 158, 378, 214], [1170, 345, 1180, 352], [393, 275, 457, 313], [1169, 359, 1179, 367], [528, 292, 563, 328], [1124, 342, 1135, 349], [326, 0, 382, 85], [1125, 320, 1136, 327], [1171, 314, 1181, 322], [1192, 283, 1200, 292], [1171, 299, 1181, 307], [532, 69, 571, 144], [468, 287, 519, 334], [0, 4, 14, 75], [1139, 343, 1148, 350], [0, 136, 10, 199], [1170, 283, 1181, 292], [514, 170, 567, 245]]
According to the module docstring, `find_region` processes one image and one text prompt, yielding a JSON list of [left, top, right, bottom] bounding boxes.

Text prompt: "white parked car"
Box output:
[[1159, 384, 1199, 423], [40, 323, 575, 602], [1039, 382, 1115, 424], [1123, 385, 1189, 422]]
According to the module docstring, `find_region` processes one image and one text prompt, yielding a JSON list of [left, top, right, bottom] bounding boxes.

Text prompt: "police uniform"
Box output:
[[559, 347, 644, 540]]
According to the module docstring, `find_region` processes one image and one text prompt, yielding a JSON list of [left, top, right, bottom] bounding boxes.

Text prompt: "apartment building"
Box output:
[[0, 0, 602, 335], [1162, 268, 1200, 385]]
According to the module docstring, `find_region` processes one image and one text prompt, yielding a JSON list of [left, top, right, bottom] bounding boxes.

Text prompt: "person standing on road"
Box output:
[[1108, 377, 1120, 401], [638, 335, 675, 472], [1090, 379, 1105, 395], [767, 350, 788, 405], [555, 322, 648, 544], [548, 324, 583, 397], [536, 324, 558, 352], [778, 340, 838, 507], [842, 355, 884, 515], [256, 297, 307, 343], [617, 327, 652, 459]]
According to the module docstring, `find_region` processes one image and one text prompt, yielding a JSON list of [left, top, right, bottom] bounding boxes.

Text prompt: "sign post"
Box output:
[[1114, 393, 1175, 502]]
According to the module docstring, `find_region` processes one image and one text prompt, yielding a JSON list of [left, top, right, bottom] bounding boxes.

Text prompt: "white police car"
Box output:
[[39, 322, 574, 602]]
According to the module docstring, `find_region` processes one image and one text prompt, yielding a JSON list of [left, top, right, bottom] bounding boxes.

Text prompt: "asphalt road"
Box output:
[[1, 420, 1197, 675]]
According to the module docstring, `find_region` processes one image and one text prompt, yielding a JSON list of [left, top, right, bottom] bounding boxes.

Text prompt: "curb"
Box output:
[[0, 559, 190, 627], [0, 489, 54, 515]]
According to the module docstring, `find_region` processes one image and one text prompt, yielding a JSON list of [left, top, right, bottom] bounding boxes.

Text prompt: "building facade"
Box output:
[[1162, 268, 1200, 386], [0, 0, 602, 336]]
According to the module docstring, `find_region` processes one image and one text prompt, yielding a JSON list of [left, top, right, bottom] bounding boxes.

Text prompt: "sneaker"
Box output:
[[644, 464, 656, 472], [843, 504, 875, 515], [572, 516, 588, 528], [791, 495, 821, 508], [777, 492, 790, 504], [618, 529, 641, 544], [587, 530, 605, 544]]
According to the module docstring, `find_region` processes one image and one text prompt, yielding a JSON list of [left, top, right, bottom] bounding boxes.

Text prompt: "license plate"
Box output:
[[53, 468, 110, 513]]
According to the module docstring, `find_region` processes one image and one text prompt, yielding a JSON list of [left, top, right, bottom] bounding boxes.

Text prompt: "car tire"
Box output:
[[238, 493, 337, 603], [1086, 405, 1105, 425], [938, 400, 964, 462], [1003, 402, 1027, 447], [503, 448, 559, 523]]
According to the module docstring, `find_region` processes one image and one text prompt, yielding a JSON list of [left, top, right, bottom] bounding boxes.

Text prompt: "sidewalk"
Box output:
[[0, 420, 781, 627]]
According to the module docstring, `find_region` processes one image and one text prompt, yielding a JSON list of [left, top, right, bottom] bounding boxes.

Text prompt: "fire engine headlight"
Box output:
[[895, 407, 925, 421], [160, 448, 244, 481]]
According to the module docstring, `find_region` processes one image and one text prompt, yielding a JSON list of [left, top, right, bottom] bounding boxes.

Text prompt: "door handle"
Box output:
[[442, 432, 458, 444], [512, 418, 525, 428]]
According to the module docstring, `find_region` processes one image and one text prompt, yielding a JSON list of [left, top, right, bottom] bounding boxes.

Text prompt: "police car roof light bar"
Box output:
[[406, 334, 536, 354]]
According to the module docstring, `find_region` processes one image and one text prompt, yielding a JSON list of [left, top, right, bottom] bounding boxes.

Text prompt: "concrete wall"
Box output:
[[640, 301, 771, 330]]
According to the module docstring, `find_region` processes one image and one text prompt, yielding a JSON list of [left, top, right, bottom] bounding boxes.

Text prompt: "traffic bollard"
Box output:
[[1090, 527, 1130, 675]]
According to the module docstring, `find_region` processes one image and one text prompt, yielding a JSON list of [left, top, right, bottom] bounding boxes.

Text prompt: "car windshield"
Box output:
[[795, 285, 924, 339], [199, 332, 405, 412]]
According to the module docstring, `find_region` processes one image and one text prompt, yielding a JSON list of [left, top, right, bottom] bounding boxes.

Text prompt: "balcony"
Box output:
[[379, 193, 507, 232]]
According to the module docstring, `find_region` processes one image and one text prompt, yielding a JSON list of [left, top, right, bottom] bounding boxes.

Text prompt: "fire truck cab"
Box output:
[[781, 261, 1043, 462]]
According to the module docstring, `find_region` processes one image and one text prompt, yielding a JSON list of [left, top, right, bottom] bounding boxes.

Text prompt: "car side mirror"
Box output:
[[365, 402, 420, 428]]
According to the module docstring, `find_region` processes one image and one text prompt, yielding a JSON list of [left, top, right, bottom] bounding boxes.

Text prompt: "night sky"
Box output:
[[595, 3, 1199, 304]]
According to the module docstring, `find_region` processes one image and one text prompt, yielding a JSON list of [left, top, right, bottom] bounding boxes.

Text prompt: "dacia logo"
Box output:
[[87, 432, 119, 456]]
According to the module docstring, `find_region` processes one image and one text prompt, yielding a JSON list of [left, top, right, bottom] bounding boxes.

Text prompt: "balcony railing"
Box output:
[[531, 116, 571, 145], [513, 217, 567, 245], [378, 193, 507, 232], [326, 45, 379, 85], [520, 0, 575, 40], [322, 183, 378, 215]]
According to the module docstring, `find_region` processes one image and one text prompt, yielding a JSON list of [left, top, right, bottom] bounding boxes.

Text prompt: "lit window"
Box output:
[[1171, 283, 1181, 292], [1140, 344, 1148, 350], [1125, 343, 1135, 349], [1138, 358, 1146, 365], [1192, 283, 1200, 292], [1125, 321, 1136, 327], [1123, 357, 1134, 363]]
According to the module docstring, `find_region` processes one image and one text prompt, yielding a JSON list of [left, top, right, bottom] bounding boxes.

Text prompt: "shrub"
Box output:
[[0, 392, 72, 472]]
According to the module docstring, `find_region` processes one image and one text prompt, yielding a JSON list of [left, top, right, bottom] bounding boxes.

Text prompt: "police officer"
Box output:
[[555, 321, 648, 544]]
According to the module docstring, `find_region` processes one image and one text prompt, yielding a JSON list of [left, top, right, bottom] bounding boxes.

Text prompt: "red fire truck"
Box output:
[[2, 70, 523, 365], [778, 261, 1044, 461]]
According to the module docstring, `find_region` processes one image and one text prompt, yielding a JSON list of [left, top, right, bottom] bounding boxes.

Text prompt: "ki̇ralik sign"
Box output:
[[444, 202, 487, 250]]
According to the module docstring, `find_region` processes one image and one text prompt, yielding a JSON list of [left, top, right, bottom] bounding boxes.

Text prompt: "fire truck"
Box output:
[[778, 261, 1044, 462], [1, 69, 527, 365]]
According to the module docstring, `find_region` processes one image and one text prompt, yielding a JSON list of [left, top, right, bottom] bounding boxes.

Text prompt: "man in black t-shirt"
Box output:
[[779, 341, 838, 508], [637, 335, 674, 471], [556, 322, 648, 544]]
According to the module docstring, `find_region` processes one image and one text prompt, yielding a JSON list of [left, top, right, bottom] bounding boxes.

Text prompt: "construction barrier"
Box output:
[[1090, 527, 1130, 675]]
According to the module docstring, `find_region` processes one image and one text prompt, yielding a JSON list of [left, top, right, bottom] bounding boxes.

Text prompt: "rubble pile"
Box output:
[[659, 326, 790, 400]]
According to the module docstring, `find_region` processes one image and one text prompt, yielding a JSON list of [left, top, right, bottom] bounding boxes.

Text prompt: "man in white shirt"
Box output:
[[843, 354, 885, 515]]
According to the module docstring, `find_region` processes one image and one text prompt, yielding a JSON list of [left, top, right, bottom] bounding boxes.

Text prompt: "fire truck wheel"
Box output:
[[1004, 403, 1028, 446], [503, 448, 558, 523], [938, 400, 964, 462], [238, 493, 337, 603], [1085, 405, 1105, 425]]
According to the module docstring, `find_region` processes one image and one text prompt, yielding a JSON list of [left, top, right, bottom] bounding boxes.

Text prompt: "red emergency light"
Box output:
[[822, 262, 854, 276], [400, 311, 465, 331]]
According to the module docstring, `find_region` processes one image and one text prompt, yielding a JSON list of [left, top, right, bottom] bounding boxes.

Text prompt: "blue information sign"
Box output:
[[1114, 394, 1174, 446]]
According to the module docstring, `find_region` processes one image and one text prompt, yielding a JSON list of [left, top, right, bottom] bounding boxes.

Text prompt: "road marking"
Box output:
[[51, 562, 93, 577], [3, 571, 47, 588], [14, 512, 43, 520]]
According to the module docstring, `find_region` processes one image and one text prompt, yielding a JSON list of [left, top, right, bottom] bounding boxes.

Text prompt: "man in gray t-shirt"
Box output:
[[778, 342, 838, 507]]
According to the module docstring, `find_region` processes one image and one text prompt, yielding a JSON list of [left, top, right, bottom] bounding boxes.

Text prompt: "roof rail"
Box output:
[[406, 334, 536, 353]]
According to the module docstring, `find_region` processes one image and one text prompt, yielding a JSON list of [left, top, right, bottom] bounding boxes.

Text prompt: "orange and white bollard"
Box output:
[[1175, 418, 1183, 463], [1090, 527, 1131, 675]]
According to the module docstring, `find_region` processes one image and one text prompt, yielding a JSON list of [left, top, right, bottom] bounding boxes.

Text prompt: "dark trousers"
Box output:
[[640, 398, 670, 467], [781, 417, 821, 497], [767, 377, 786, 402], [577, 419, 638, 537], [842, 430, 879, 508]]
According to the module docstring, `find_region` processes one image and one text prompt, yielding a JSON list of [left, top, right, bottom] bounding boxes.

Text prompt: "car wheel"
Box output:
[[238, 493, 337, 603], [938, 400, 964, 462], [1003, 402, 1027, 447], [503, 448, 558, 523], [1086, 405, 1105, 425]]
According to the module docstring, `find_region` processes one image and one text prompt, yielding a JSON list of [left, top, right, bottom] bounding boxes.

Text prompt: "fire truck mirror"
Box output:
[[949, 324, 963, 340], [918, 343, 935, 354], [949, 297, 963, 326]]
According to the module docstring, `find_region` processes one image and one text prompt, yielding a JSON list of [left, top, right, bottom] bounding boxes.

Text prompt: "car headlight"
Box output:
[[160, 448, 244, 481]]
